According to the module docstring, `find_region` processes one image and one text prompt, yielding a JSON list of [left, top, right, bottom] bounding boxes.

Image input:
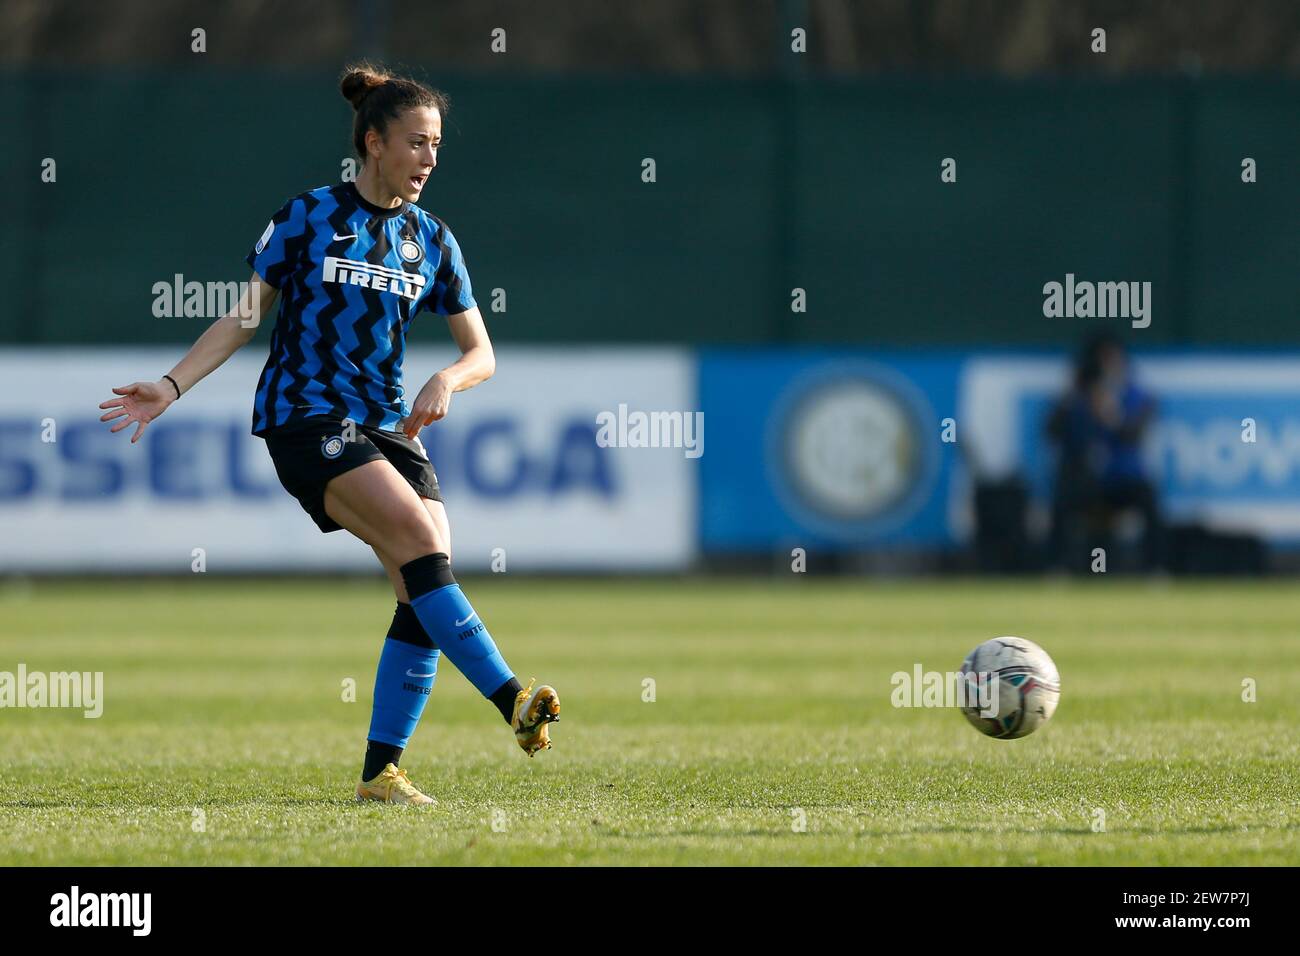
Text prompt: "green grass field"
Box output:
[[2, 576, 1298, 865]]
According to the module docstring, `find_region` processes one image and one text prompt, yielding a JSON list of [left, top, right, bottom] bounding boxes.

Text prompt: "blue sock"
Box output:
[[400, 553, 515, 698], [366, 604, 439, 749]]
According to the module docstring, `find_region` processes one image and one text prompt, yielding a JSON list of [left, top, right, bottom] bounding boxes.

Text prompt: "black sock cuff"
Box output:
[[362, 740, 404, 782], [400, 552, 456, 601], [490, 677, 523, 724], [387, 601, 436, 649]]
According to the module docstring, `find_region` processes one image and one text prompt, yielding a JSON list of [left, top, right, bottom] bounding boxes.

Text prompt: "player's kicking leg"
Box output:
[[325, 462, 561, 806]]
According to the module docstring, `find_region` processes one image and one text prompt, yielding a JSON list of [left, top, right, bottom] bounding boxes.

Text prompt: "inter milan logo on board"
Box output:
[[321, 436, 345, 459], [399, 238, 424, 264], [768, 364, 938, 538]]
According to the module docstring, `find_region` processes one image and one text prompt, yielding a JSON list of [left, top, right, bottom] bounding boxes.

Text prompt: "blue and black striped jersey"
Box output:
[[246, 181, 476, 437]]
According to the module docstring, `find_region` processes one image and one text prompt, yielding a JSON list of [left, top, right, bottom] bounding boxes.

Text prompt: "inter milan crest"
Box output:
[[320, 435, 345, 459], [399, 238, 424, 264]]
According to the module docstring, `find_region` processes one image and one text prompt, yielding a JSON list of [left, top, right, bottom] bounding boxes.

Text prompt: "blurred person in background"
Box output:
[[1045, 332, 1164, 573]]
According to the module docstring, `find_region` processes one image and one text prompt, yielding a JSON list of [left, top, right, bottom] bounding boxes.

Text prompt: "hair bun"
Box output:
[[340, 64, 390, 110], [338, 62, 448, 160]]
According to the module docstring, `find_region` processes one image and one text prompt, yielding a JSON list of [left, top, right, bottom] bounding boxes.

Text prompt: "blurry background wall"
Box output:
[[2, 0, 1297, 573]]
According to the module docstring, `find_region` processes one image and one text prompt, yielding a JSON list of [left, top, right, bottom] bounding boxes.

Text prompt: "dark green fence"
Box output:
[[4, 70, 1297, 346]]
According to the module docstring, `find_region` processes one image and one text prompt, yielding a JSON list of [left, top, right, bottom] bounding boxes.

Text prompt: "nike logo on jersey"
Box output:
[[323, 256, 426, 301], [332, 232, 357, 241], [454, 614, 476, 627]]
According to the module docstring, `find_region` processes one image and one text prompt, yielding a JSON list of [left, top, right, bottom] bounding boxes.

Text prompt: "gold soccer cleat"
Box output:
[[355, 763, 435, 806], [511, 677, 561, 756]]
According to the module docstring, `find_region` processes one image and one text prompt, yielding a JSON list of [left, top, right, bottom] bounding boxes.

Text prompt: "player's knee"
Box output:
[[389, 518, 445, 566]]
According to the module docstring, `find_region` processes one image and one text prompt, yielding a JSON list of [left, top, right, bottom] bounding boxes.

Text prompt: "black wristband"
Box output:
[[162, 374, 181, 399]]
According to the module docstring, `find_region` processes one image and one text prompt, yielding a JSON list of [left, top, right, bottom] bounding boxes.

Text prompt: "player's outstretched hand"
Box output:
[[99, 380, 176, 443]]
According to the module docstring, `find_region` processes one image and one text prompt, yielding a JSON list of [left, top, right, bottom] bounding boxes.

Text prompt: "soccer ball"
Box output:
[[958, 637, 1060, 739]]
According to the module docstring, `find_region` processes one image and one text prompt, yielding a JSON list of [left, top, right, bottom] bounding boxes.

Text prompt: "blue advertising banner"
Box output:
[[964, 355, 1300, 546], [699, 350, 966, 550], [703, 350, 1300, 554]]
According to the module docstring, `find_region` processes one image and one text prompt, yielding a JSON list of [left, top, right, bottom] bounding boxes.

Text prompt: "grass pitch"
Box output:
[[1, 575, 1298, 865]]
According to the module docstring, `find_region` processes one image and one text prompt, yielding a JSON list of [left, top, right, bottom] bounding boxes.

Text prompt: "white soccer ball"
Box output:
[[958, 637, 1061, 739]]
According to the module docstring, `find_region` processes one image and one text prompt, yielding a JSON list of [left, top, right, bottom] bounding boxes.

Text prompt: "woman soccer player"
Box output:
[[98, 63, 560, 805]]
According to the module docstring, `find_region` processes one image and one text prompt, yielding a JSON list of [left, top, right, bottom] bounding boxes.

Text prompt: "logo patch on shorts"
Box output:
[[321, 435, 345, 460]]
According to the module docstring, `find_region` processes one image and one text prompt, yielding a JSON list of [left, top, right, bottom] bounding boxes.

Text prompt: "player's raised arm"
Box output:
[[98, 272, 279, 443], [398, 305, 495, 438]]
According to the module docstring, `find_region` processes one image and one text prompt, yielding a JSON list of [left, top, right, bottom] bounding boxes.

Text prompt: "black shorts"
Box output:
[[262, 415, 442, 533]]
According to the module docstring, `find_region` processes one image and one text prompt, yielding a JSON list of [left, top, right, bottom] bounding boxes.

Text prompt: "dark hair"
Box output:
[[1075, 330, 1125, 386], [339, 62, 448, 159]]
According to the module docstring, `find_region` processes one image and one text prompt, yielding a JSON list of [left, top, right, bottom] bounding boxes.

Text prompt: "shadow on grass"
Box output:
[[0, 795, 356, 810], [579, 822, 1298, 839], [854, 823, 1299, 837]]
